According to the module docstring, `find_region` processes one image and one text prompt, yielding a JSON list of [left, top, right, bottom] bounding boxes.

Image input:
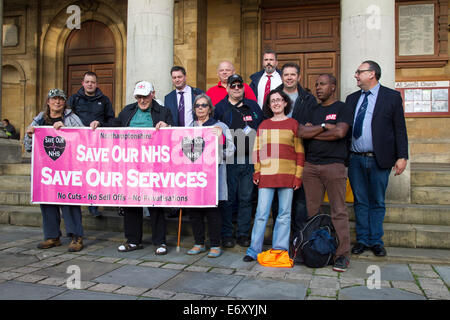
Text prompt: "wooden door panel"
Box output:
[[92, 64, 114, 102], [304, 52, 338, 98], [67, 63, 114, 102], [262, 3, 340, 98], [277, 53, 305, 88], [65, 21, 116, 107], [67, 65, 89, 96]]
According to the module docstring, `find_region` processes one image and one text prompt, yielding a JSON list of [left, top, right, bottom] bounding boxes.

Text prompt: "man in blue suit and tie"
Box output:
[[164, 66, 204, 127], [346, 60, 408, 257]]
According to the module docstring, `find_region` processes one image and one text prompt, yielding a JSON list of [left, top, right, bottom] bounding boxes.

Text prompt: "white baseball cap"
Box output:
[[133, 81, 154, 96]]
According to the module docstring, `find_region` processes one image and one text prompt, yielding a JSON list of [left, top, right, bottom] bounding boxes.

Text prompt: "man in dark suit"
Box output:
[[249, 49, 282, 109], [346, 60, 408, 257], [164, 66, 203, 127], [163, 66, 204, 218]]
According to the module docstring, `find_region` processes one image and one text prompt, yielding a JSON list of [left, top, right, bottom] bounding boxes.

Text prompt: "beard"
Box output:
[[265, 65, 275, 73]]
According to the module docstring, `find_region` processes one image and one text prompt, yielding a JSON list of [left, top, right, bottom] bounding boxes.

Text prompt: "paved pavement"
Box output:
[[0, 224, 449, 302]]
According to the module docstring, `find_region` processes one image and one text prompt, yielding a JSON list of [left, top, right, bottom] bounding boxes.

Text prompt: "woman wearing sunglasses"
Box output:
[[185, 94, 235, 258]]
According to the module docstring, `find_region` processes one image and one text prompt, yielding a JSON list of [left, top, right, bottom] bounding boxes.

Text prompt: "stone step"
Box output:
[[322, 203, 450, 226], [410, 142, 450, 164], [411, 187, 450, 205], [3, 187, 450, 227], [0, 191, 31, 206], [411, 163, 450, 187], [0, 175, 31, 191], [0, 163, 31, 175], [1, 205, 449, 249]]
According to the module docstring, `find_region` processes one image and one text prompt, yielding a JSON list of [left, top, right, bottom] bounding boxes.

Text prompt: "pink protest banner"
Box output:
[[31, 127, 218, 207]]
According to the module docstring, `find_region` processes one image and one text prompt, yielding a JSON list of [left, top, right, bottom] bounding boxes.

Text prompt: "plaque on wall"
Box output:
[[398, 4, 434, 56], [396, 81, 449, 117]]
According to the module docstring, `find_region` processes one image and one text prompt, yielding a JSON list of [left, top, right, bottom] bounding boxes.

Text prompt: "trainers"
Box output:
[[68, 236, 83, 252], [37, 238, 61, 249], [332, 255, 349, 272]]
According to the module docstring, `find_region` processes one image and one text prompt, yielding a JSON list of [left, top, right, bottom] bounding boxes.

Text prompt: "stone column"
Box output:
[[126, 0, 174, 104], [341, 0, 410, 203], [0, 0, 3, 118]]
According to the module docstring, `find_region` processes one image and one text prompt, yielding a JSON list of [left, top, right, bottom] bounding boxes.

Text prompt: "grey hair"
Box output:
[[193, 93, 215, 119]]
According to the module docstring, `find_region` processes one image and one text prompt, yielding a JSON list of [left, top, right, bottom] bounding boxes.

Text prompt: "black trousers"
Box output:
[[186, 206, 222, 247], [123, 207, 166, 245]]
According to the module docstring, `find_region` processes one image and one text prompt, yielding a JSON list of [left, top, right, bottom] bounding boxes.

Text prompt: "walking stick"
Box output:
[[176, 208, 182, 252]]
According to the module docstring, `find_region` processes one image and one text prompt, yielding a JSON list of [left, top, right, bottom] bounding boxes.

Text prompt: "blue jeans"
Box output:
[[246, 188, 293, 259], [40, 204, 83, 239], [348, 154, 390, 247], [271, 186, 308, 235], [221, 162, 254, 238], [88, 206, 101, 216]]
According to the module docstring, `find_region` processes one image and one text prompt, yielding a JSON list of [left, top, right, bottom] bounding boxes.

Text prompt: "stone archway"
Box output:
[[40, 1, 127, 115], [1, 63, 26, 140]]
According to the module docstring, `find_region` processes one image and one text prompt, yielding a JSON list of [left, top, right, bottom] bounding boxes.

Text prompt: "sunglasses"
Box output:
[[229, 83, 244, 89], [194, 103, 209, 109]]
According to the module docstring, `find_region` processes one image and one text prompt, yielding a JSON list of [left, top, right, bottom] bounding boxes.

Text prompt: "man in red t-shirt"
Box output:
[[206, 61, 256, 106]]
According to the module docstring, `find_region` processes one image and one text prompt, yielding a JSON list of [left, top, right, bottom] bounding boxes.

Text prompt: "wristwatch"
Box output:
[[321, 123, 327, 130]]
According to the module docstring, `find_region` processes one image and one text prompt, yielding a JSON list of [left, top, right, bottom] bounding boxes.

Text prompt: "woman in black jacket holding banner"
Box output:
[[114, 81, 173, 255]]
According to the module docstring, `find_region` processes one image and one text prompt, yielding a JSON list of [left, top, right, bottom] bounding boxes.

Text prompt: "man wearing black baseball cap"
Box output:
[[214, 74, 264, 248]]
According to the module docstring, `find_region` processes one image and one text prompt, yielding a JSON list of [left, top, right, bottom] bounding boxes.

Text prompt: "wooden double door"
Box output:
[[262, 2, 340, 97], [67, 64, 114, 101], [65, 20, 115, 103]]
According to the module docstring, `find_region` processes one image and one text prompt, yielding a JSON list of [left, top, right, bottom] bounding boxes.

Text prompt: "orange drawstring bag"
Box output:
[[257, 249, 294, 268]]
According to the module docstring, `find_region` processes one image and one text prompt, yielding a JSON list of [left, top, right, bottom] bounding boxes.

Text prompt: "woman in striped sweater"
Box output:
[[243, 89, 305, 262]]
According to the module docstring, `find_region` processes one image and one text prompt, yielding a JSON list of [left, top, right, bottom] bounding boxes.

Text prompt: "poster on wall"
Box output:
[[398, 4, 435, 56], [395, 81, 449, 116]]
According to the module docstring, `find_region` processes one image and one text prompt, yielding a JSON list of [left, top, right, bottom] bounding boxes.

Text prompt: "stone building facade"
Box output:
[[1, 0, 449, 176]]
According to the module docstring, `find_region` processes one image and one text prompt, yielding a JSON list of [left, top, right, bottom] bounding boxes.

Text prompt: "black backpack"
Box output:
[[290, 213, 338, 268]]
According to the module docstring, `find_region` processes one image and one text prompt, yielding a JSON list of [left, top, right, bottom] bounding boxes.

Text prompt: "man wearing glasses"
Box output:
[[214, 74, 263, 248], [346, 60, 408, 258]]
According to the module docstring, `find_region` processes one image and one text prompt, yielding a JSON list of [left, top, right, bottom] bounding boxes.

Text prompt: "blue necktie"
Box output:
[[353, 91, 371, 139], [178, 92, 185, 126]]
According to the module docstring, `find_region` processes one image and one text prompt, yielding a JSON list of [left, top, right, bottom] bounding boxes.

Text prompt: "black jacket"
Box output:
[[67, 87, 115, 127], [114, 100, 174, 127], [249, 69, 282, 99], [275, 83, 318, 123], [345, 85, 408, 169]]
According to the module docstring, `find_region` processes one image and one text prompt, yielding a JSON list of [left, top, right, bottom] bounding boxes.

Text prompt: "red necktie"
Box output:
[[263, 75, 272, 105]]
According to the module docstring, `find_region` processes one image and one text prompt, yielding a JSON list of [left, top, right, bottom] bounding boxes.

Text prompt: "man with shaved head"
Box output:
[[297, 73, 353, 272], [206, 61, 256, 106]]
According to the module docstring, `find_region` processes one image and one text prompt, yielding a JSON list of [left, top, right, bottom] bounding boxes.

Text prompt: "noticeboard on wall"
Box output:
[[395, 81, 449, 117]]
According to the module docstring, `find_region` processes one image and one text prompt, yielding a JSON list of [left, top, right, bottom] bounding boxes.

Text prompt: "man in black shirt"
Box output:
[[214, 74, 263, 248], [298, 74, 352, 272]]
